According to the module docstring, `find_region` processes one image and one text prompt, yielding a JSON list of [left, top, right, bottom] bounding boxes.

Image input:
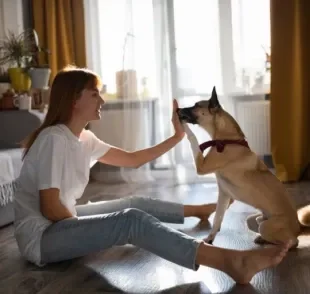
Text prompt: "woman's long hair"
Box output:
[[22, 65, 102, 160]]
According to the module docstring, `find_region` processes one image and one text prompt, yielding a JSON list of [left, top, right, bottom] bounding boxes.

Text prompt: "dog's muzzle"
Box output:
[[177, 107, 198, 124]]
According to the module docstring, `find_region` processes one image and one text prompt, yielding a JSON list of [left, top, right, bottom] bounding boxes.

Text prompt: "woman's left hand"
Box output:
[[171, 99, 185, 139]]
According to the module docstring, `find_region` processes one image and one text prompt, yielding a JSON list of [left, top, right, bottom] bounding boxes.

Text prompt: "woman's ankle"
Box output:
[[183, 205, 197, 217], [184, 204, 216, 218], [195, 242, 230, 271]]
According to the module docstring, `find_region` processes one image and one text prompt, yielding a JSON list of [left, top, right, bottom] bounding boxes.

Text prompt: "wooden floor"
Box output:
[[1, 176, 310, 294]]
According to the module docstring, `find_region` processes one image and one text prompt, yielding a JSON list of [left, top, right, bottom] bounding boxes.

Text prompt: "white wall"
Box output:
[[0, 0, 24, 93], [0, 0, 24, 40]]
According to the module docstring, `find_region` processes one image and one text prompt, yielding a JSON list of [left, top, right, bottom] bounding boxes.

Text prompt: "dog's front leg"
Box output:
[[183, 124, 225, 175], [204, 189, 231, 244], [183, 123, 201, 159]]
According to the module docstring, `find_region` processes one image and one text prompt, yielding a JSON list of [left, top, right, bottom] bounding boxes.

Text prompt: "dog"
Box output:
[[177, 86, 310, 248]]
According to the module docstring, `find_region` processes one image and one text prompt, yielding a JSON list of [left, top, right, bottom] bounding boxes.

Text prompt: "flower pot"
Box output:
[[0, 89, 17, 110], [116, 69, 138, 99], [28, 67, 51, 89], [8, 68, 31, 92]]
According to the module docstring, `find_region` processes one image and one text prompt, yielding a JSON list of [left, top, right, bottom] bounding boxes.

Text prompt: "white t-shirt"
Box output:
[[14, 124, 111, 266]]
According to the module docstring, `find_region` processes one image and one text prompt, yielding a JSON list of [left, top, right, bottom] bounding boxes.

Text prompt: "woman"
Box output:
[[14, 66, 290, 285]]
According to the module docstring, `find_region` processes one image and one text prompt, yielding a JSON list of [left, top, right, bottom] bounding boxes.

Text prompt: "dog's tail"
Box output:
[[298, 205, 310, 227]]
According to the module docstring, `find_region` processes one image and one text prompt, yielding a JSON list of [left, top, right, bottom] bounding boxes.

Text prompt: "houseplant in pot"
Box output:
[[0, 30, 33, 92], [26, 29, 51, 89]]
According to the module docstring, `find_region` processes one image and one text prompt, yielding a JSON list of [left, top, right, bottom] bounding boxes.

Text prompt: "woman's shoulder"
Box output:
[[24, 125, 67, 159], [37, 125, 67, 141], [33, 125, 69, 152], [80, 129, 96, 141], [80, 129, 107, 145]]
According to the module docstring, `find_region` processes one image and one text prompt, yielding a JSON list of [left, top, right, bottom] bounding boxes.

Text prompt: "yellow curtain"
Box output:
[[32, 0, 86, 81], [270, 0, 310, 182]]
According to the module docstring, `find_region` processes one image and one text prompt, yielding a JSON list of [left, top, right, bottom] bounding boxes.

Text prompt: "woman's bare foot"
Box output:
[[196, 204, 217, 221], [184, 200, 234, 221], [184, 204, 217, 221], [222, 242, 291, 284], [196, 241, 291, 284]]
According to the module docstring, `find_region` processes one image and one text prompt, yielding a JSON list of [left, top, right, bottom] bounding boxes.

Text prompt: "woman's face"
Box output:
[[73, 87, 105, 122]]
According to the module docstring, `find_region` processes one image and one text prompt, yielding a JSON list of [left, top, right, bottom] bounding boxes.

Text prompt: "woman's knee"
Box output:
[[122, 207, 150, 220], [128, 196, 147, 207], [120, 208, 155, 240]]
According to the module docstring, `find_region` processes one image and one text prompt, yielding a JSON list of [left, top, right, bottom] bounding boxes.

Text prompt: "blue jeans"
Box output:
[[40, 197, 201, 270]]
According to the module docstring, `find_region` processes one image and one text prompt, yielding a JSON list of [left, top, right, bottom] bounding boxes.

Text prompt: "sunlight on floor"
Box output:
[[174, 164, 216, 185], [155, 266, 178, 290]]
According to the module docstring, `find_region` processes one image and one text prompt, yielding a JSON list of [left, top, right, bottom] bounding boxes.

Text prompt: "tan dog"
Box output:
[[177, 87, 310, 248]]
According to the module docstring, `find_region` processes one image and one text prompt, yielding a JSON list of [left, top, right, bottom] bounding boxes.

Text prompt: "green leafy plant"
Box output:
[[261, 45, 271, 72], [0, 29, 34, 67], [0, 29, 50, 70]]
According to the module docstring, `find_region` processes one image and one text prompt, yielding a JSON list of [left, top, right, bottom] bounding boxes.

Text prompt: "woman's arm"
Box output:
[[98, 99, 185, 168], [99, 134, 182, 168], [36, 134, 74, 222], [40, 188, 74, 222]]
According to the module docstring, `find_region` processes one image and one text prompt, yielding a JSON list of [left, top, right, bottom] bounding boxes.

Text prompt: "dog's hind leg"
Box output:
[[257, 217, 299, 248], [246, 213, 272, 244], [247, 213, 267, 233], [247, 213, 260, 233], [204, 189, 231, 244]]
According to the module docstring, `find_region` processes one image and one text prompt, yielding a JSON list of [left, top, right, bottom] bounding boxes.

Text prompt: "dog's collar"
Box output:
[[199, 139, 250, 153]]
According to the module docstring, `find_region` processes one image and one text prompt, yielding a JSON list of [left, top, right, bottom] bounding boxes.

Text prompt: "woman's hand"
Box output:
[[171, 99, 185, 139], [98, 98, 186, 168]]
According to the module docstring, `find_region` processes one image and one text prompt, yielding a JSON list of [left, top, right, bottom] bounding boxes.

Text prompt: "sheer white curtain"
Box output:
[[172, 0, 271, 163], [84, 0, 170, 184], [83, 0, 271, 184], [231, 0, 271, 94], [172, 0, 222, 164]]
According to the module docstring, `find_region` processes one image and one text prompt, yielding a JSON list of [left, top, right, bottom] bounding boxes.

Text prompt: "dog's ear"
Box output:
[[208, 86, 221, 110]]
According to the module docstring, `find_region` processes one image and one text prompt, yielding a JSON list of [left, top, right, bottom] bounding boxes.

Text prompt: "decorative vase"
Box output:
[[28, 67, 51, 89], [116, 69, 138, 99], [8, 68, 31, 92], [0, 89, 17, 110]]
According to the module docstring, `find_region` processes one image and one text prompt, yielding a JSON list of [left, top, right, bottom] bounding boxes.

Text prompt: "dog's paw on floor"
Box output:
[[254, 235, 269, 245]]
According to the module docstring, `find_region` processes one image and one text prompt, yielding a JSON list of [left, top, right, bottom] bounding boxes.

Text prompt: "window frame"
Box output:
[[166, 0, 268, 98]]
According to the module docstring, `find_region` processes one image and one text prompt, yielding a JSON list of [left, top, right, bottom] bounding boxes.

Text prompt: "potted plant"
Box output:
[[261, 45, 271, 72], [26, 29, 51, 89], [0, 30, 33, 92]]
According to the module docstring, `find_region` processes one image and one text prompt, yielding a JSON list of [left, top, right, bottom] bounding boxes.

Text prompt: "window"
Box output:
[[173, 0, 222, 96], [93, 0, 270, 98], [172, 0, 271, 98], [85, 0, 271, 167], [231, 0, 271, 93], [97, 0, 157, 97]]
